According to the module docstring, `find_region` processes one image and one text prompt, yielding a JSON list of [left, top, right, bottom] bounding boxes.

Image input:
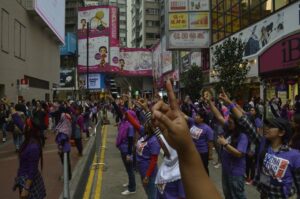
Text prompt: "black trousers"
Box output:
[[200, 152, 209, 176], [246, 154, 256, 180]]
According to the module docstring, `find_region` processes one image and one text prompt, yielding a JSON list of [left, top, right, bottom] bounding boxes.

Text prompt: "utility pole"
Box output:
[[86, 22, 90, 98]]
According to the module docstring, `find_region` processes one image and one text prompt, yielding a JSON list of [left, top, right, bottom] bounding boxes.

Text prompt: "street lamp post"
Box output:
[[86, 22, 90, 98]]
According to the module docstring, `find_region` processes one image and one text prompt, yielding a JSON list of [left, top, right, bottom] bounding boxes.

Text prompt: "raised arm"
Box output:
[[152, 80, 222, 199]]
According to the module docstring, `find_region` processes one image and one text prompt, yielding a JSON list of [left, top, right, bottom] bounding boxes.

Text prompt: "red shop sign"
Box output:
[[259, 32, 300, 74]]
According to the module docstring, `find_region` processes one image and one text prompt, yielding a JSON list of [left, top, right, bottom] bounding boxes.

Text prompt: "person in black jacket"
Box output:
[[0, 103, 9, 142]]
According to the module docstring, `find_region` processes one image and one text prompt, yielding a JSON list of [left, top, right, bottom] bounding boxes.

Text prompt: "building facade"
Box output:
[[131, 0, 160, 48], [210, 0, 300, 107], [0, 0, 64, 102]]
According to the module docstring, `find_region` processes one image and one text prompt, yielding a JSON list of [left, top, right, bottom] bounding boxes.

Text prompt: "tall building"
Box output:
[[0, 0, 65, 101], [131, 0, 161, 48]]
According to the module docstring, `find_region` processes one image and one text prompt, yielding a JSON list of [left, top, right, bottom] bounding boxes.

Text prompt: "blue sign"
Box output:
[[60, 32, 77, 55]]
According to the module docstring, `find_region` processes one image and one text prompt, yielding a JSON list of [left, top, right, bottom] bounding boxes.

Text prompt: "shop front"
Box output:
[[259, 31, 300, 106]]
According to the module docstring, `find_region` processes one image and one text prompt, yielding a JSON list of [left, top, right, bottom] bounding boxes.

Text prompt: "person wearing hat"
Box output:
[[217, 88, 300, 199]]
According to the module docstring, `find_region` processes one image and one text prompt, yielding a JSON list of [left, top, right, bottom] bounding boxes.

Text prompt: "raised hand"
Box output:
[[152, 80, 192, 151], [218, 87, 231, 105]]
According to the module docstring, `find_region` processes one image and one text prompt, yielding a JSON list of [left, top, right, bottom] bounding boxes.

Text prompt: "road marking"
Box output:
[[83, 125, 104, 199], [94, 125, 108, 199]]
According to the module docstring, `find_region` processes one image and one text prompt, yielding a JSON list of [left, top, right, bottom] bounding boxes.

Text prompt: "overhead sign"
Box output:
[[169, 30, 209, 49], [169, 13, 188, 30], [34, 0, 65, 43], [166, 0, 210, 50]]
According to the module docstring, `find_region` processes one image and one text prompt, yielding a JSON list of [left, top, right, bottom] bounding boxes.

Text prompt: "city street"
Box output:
[[79, 115, 260, 199]]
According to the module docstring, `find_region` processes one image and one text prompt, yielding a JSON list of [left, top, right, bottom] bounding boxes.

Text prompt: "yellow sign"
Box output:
[[169, 13, 188, 30], [189, 12, 209, 29]]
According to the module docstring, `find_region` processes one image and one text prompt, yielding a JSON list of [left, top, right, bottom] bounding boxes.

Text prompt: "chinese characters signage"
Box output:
[[169, 13, 188, 30], [169, 30, 209, 49], [166, 0, 210, 49]]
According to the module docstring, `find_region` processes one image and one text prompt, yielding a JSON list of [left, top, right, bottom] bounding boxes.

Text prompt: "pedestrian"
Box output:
[[13, 117, 46, 199], [0, 103, 8, 142], [218, 88, 300, 199], [183, 111, 214, 175], [55, 110, 72, 180], [11, 106, 26, 152], [205, 90, 248, 199], [71, 106, 84, 156]]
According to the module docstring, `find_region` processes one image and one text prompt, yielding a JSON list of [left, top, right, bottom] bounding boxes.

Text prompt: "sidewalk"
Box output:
[[0, 128, 92, 199]]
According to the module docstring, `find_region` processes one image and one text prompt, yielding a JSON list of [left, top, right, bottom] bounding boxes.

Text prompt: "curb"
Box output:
[[59, 121, 101, 199]]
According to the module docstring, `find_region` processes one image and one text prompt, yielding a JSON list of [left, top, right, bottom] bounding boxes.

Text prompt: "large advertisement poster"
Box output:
[[190, 52, 202, 67], [166, 0, 210, 50], [189, 0, 209, 11], [169, 0, 188, 12], [161, 37, 173, 74], [78, 7, 110, 38], [189, 12, 209, 29], [169, 13, 188, 30], [35, 0, 65, 43], [60, 69, 75, 88], [169, 30, 209, 49], [78, 36, 118, 73], [210, 3, 300, 69], [153, 42, 162, 85], [119, 48, 153, 76], [79, 73, 105, 90]]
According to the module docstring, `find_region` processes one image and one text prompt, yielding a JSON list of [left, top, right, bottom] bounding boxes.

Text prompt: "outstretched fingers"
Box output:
[[166, 80, 178, 111]]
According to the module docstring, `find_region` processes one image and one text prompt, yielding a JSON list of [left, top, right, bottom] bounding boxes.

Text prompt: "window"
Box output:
[[274, 0, 288, 10], [1, 9, 9, 53], [146, 8, 159, 15], [14, 20, 26, 60], [24, 75, 49, 89]]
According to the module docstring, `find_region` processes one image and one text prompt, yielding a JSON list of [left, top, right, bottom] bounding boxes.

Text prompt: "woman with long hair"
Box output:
[[216, 89, 300, 199], [13, 118, 46, 199], [205, 91, 248, 199]]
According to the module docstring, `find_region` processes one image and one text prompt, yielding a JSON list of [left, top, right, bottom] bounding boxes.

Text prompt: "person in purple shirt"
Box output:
[[205, 93, 248, 199], [136, 123, 161, 199], [13, 117, 46, 199], [116, 111, 136, 195], [217, 88, 300, 199], [184, 111, 214, 175]]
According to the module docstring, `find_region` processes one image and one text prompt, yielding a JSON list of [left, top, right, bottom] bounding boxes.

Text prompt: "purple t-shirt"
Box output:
[[17, 142, 41, 180], [136, 135, 160, 178], [157, 179, 186, 199], [255, 117, 263, 128], [188, 118, 214, 153], [221, 133, 248, 176], [118, 124, 135, 154], [258, 139, 300, 197]]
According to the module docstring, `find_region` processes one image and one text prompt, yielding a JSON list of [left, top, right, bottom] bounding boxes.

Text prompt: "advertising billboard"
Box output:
[[166, 0, 210, 50], [153, 42, 162, 85], [190, 52, 202, 67], [79, 73, 105, 90], [78, 7, 110, 38], [161, 37, 173, 74], [189, 0, 209, 11], [189, 12, 209, 29], [78, 36, 119, 73], [60, 69, 75, 87], [169, 30, 209, 49], [169, 0, 188, 12], [34, 0, 65, 43], [119, 48, 153, 76], [169, 13, 188, 30]]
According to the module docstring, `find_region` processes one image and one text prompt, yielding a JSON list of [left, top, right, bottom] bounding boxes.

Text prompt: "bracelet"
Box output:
[[227, 103, 236, 112]]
